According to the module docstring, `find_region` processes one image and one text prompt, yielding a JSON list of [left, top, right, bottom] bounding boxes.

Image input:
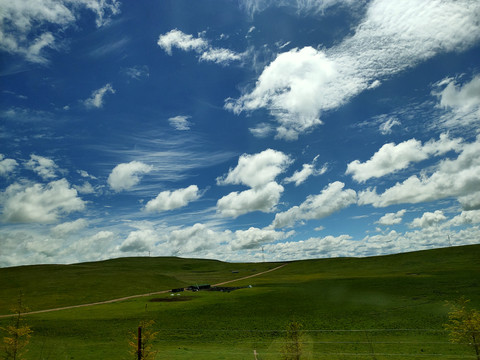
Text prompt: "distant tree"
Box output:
[[281, 320, 303, 360], [128, 320, 158, 360], [445, 297, 480, 360], [1, 297, 32, 360]]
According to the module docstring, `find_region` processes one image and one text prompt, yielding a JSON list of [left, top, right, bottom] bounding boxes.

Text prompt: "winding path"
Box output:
[[0, 263, 287, 318]]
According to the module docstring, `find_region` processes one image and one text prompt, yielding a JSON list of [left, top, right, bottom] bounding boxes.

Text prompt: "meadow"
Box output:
[[0, 244, 479, 359]]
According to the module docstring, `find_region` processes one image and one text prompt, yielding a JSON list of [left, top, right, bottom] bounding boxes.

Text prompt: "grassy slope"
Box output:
[[0, 245, 479, 359], [0, 257, 277, 314]]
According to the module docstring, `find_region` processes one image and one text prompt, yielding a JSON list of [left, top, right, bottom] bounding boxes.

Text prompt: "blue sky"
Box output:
[[1, 0, 480, 267]]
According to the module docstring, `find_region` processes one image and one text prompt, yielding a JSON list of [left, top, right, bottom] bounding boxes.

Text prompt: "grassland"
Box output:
[[0, 244, 479, 359]]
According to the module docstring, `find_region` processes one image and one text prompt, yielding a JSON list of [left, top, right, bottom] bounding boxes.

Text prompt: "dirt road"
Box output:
[[0, 263, 287, 318]]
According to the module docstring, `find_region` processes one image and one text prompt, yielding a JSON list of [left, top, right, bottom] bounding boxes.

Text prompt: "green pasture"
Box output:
[[1, 244, 479, 359]]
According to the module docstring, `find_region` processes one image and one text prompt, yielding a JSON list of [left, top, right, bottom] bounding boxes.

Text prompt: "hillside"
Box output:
[[0, 244, 479, 359]]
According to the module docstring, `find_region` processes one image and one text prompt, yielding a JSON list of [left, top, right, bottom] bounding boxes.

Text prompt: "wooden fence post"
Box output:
[[137, 326, 142, 360]]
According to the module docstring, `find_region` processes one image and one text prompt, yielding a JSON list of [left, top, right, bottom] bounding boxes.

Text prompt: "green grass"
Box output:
[[1, 245, 479, 359]]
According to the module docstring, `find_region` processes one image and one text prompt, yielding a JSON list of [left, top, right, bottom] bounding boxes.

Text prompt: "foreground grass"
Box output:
[[1, 245, 479, 359]]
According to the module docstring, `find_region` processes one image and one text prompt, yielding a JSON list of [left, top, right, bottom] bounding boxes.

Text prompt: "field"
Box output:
[[0, 245, 479, 359]]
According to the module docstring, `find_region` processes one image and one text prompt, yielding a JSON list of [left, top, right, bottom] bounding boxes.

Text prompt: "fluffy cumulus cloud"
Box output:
[[433, 74, 480, 128], [169, 115, 192, 131], [359, 136, 480, 207], [217, 149, 292, 188], [119, 229, 158, 253], [376, 209, 406, 226], [272, 181, 357, 228], [216, 149, 292, 217], [0, 0, 120, 63], [157, 29, 207, 55], [346, 133, 463, 183], [51, 218, 88, 238], [231, 227, 293, 250], [25, 154, 59, 180], [107, 161, 153, 192], [84, 83, 115, 108], [410, 210, 446, 228], [458, 192, 480, 211], [0, 154, 18, 176], [284, 156, 326, 186], [448, 210, 480, 227], [145, 185, 201, 213], [158, 29, 244, 65], [1, 179, 85, 223], [228, 0, 480, 140], [436, 75, 480, 111], [217, 181, 284, 218], [166, 223, 230, 254]]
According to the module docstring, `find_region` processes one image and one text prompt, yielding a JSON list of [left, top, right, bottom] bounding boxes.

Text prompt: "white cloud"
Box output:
[[437, 75, 480, 111], [217, 149, 292, 188], [217, 182, 284, 218], [107, 161, 153, 192], [410, 210, 446, 228], [249, 123, 274, 138], [84, 83, 115, 108], [346, 133, 462, 183], [119, 229, 157, 253], [169, 115, 192, 131], [0, 0, 120, 63], [379, 117, 400, 135], [51, 218, 88, 238], [166, 223, 229, 254], [458, 192, 480, 211], [376, 209, 406, 226], [239, 0, 358, 17], [284, 156, 326, 186], [74, 181, 96, 195], [231, 227, 293, 250], [78, 170, 97, 179], [228, 0, 480, 140], [433, 75, 480, 129], [157, 29, 208, 55], [124, 65, 149, 80], [158, 29, 244, 65], [358, 136, 480, 207], [0, 154, 18, 176], [199, 48, 243, 65], [145, 185, 201, 213], [272, 181, 357, 228], [25, 154, 59, 180], [1, 179, 85, 223], [216, 149, 291, 217], [448, 210, 480, 226], [225, 46, 333, 140]]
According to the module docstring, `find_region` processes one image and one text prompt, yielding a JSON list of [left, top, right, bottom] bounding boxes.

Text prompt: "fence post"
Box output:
[[137, 326, 142, 360]]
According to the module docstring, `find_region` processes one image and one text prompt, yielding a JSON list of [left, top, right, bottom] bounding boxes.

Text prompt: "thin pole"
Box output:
[[137, 326, 142, 360]]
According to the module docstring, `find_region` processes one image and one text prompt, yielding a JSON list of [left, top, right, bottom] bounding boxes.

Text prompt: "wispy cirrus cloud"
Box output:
[[169, 115, 192, 131], [84, 84, 116, 109]]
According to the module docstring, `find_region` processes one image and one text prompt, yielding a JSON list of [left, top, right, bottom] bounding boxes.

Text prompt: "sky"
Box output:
[[1, 0, 480, 267]]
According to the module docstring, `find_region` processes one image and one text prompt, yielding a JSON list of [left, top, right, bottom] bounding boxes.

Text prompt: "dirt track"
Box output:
[[0, 263, 287, 318]]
